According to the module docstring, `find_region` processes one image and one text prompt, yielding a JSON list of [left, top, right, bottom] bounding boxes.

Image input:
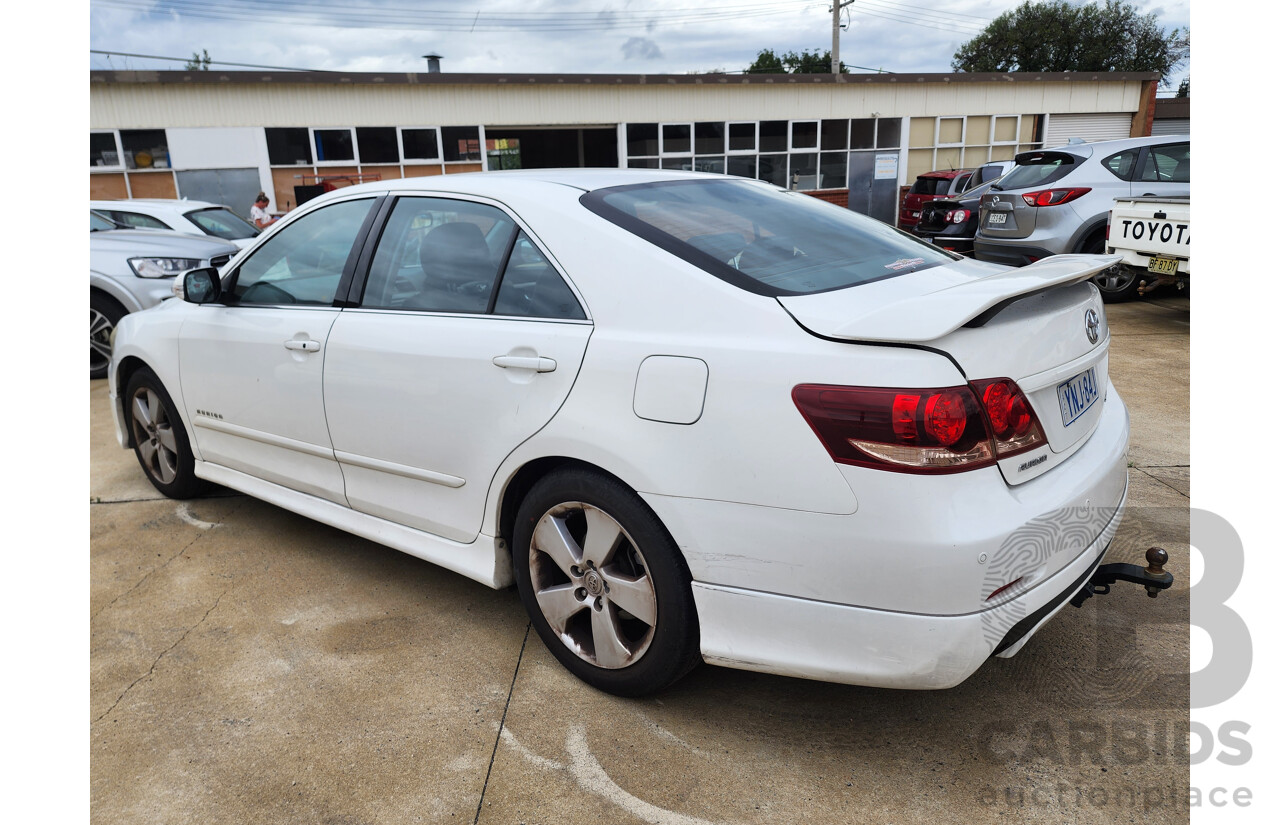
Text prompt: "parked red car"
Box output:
[[899, 169, 974, 230]]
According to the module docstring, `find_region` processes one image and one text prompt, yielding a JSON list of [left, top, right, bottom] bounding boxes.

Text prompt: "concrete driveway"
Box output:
[[90, 294, 1190, 824]]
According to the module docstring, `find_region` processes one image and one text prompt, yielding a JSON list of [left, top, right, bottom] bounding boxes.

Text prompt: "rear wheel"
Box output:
[[1092, 264, 1142, 303], [512, 468, 700, 696], [125, 368, 208, 499], [91, 293, 125, 380]]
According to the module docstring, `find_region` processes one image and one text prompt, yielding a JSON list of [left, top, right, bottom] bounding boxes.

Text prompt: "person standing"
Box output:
[[250, 192, 278, 229]]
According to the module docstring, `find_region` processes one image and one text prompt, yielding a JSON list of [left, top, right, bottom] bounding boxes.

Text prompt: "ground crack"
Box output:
[[93, 588, 228, 725], [1134, 467, 1190, 499], [91, 534, 203, 624]]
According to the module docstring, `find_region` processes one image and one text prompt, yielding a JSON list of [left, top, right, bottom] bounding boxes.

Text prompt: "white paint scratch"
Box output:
[[499, 727, 566, 773], [177, 504, 221, 530], [566, 725, 719, 825]]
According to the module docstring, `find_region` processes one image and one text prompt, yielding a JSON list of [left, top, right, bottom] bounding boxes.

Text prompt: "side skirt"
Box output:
[[196, 460, 514, 589]]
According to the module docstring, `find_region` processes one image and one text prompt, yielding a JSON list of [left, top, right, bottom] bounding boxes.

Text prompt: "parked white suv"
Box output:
[[974, 134, 1189, 299], [90, 199, 260, 249]]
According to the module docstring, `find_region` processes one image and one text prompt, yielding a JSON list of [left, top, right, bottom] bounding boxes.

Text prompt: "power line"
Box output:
[[91, 0, 827, 33], [90, 49, 320, 71]]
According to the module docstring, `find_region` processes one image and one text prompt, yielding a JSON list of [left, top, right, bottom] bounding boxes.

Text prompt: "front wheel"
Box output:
[[91, 293, 125, 380], [512, 468, 700, 696], [125, 368, 208, 499]]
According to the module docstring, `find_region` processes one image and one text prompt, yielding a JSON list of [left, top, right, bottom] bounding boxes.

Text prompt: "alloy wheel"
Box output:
[[130, 387, 180, 485], [528, 502, 658, 669], [91, 308, 113, 376]]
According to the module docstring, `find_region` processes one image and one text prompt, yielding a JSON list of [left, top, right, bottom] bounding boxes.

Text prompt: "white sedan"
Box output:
[[108, 169, 1129, 696]]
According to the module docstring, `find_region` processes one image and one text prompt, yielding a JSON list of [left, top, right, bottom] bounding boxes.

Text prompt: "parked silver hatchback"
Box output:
[[974, 134, 1189, 299]]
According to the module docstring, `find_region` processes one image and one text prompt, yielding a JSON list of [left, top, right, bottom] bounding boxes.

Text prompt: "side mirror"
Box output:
[[180, 267, 223, 305]]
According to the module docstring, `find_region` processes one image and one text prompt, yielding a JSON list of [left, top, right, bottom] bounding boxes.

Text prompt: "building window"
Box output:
[[313, 128, 355, 163], [441, 126, 481, 162], [401, 128, 441, 161], [907, 115, 1041, 178], [266, 128, 312, 165], [91, 131, 122, 168], [624, 119, 900, 192], [120, 129, 169, 169], [356, 127, 399, 164]]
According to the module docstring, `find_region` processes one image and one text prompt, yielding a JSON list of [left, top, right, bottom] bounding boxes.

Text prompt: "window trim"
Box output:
[[397, 126, 445, 164], [309, 126, 359, 166]]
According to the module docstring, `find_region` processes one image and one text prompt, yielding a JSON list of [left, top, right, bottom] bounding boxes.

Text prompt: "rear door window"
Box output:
[[1138, 142, 1190, 183], [107, 210, 170, 230], [1102, 148, 1140, 180]]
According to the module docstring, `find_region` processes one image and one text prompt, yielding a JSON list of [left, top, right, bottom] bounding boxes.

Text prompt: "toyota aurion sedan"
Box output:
[[109, 170, 1129, 696]]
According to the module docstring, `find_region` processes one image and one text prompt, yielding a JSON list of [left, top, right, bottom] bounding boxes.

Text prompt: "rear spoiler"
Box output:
[[784, 254, 1119, 344]]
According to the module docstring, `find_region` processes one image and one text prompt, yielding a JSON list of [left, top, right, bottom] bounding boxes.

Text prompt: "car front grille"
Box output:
[[210, 254, 233, 269]]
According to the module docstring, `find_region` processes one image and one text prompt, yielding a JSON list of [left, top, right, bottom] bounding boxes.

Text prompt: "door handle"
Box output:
[[284, 339, 321, 352], [492, 355, 557, 372]]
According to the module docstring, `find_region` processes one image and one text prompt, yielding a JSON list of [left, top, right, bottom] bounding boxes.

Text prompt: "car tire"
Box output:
[[91, 292, 125, 380], [125, 367, 208, 499], [1092, 264, 1143, 303], [512, 467, 701, 696]]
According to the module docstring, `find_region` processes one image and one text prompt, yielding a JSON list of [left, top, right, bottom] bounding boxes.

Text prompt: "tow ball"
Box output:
[[1070, 547, 1173, 608]]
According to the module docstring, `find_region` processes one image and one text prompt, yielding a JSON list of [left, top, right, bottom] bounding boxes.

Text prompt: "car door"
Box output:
[[322, 194, 592, 543], [1132, 141, 1190, 198], [178, 195, 381, 504]]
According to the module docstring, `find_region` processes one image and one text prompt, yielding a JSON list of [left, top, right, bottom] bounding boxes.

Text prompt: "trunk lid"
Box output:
[[778, 254, 1118, 485]]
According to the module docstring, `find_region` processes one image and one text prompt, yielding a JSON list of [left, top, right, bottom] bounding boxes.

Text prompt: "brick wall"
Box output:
[[802, 188, 849, 209]]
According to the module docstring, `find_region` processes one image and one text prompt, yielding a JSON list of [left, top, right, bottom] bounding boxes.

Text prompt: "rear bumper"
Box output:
[[973, 240, 1055, 267], [692, 485, 1126, 689]]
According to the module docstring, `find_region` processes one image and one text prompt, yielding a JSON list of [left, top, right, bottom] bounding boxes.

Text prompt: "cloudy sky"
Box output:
[[87, 0, 1190, 91]]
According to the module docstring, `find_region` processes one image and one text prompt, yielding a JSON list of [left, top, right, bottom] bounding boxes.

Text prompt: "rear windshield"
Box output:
[[185, 207, 259, 240], [582, 179, 953, 296], [909, 177, 951, 196], [993, 152, 1077, 191]]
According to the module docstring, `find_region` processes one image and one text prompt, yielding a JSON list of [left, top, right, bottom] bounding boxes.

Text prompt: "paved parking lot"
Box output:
[[90, 294, 1190, 824]]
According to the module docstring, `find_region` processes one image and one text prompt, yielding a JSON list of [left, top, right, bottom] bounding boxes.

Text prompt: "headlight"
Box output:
[[128, 257, 203, 279]]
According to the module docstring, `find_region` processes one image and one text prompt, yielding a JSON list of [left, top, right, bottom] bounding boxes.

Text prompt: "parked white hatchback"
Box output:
[[109, 169, 1131, 696]]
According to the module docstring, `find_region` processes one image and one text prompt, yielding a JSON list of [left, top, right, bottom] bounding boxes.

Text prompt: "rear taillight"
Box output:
[[946, 209, 970, 224], [793, 378, 1048, 474], [1021, 187, 1091, 207], [971, 378, 1047, 458], [792, 385, 994, 473]]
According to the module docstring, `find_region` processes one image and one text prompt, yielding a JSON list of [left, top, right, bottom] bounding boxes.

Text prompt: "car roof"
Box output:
[[916, 169, 973, 179], [310, 168, 764, 200], [89, 198, 223, 210], [1033, 133, 1191, 160]]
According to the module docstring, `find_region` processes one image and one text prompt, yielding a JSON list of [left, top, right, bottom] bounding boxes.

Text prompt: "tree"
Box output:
[[184, 49, 212, 71], [747, 48, 849, 74], [951, 1, 1189, 83], [1176, 75, 1189, 97]]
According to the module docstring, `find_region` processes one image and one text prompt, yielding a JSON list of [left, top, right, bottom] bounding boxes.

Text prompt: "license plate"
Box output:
[[987, 212, 1007, 225], [1057, 367, 1100, 428], [910, 211, 920, 218], [1147, 256, 1179, 275]]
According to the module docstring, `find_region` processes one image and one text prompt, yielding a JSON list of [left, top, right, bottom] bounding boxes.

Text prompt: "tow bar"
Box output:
[[1070, 547, 1173, 608]]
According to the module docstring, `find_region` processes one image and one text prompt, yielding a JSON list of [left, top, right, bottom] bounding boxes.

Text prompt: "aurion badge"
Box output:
[[1085, 307, 1101, 344]]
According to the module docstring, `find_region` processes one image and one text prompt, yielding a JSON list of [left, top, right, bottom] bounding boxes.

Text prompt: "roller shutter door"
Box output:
[[1152, 118, 1190, 136], [1043, 113, 1134, 146]]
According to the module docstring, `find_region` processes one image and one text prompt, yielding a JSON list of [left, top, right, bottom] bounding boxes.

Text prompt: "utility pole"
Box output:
[[832, 0, 855, 74]]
